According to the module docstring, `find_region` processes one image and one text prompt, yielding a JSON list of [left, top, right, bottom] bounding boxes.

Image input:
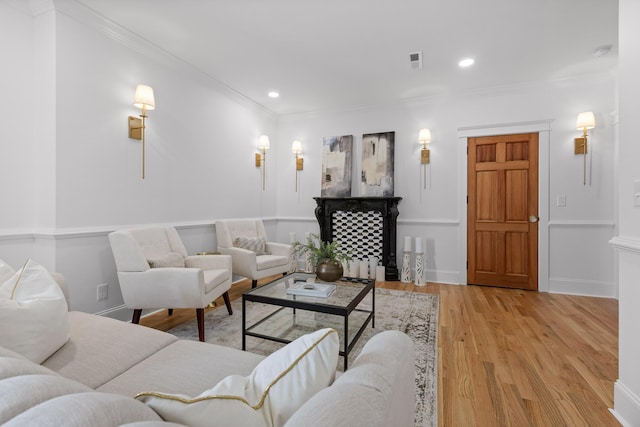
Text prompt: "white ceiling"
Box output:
[[73, 0, 618, 115]]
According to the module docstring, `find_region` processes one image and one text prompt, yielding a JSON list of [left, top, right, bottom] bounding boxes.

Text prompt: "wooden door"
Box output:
[[467, 133, 538, 290]]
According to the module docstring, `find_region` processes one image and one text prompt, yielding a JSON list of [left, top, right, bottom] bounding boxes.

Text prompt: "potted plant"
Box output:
[[293, 233, 352, 282]]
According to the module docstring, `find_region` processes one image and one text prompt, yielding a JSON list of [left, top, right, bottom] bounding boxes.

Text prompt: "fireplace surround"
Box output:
[[313, 197, 402, 281]]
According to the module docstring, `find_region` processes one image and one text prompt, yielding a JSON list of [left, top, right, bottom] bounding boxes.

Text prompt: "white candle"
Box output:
[[415, 237, 424, 254], [349, 261, 359, 278], [368, 256, 378, 279], [404, 236, 412, 252], [375, 265, 385, 282], [359, 260, 369, 279], [289, 232, 296, 244]]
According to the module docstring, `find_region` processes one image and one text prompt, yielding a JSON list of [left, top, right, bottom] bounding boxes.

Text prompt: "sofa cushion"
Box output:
[[0, 344, 166, 427], [234, 237, 270, 255], [0, 260, 69, 363], [3, 392, 163, 427], [42, 311, 177, 389], [98, 340, 264, 397], [136, 328, 339, 427]]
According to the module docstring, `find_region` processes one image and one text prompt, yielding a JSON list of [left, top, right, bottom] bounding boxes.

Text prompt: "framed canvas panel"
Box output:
[[321, 135, 353, 197], [361, 131, 395, 196]]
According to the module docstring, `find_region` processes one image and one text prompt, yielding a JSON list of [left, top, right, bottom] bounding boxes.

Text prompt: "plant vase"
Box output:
[[315, 259, 344, 282]]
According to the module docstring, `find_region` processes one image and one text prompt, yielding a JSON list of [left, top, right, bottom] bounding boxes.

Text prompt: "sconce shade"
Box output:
[[576, 112, 595, 130], [291, 140, 302, 154], [418, 128, 431, 144], [258, 135, 270, 150], [133, 84, 155, 110]]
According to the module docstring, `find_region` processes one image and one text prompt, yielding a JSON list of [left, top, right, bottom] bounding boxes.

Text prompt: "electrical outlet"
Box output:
[[557, 195, 567, 207], [97, 283, 108, 301]]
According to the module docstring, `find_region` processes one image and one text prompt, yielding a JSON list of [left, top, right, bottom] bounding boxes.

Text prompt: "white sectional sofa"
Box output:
[[0, 292, 416, 426]]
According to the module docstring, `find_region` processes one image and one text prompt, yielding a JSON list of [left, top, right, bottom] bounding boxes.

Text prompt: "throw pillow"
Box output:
[[0, 259, 15, 283], [137, 328, 339, 427], [233, 237, 269, 255], [0, 259, 69, 363], [147, 252, 185, 268]]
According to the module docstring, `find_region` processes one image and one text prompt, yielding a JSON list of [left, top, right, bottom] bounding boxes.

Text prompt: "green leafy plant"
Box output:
[[293, 233, 352, 267]]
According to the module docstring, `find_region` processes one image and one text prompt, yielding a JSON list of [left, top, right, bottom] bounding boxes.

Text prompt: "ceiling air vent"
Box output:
[[409, 51, 422, 70]]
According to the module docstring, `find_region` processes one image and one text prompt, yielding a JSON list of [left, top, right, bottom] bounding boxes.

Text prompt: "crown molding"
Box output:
[[50, 0, 276, 119]]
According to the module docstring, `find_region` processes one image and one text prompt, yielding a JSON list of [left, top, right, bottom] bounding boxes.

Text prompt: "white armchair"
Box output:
[[215, 219, 294, 288], [108, 226, 233, 341]]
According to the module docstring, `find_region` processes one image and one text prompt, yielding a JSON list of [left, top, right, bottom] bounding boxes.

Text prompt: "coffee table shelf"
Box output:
[[242, 272, 374, 370]]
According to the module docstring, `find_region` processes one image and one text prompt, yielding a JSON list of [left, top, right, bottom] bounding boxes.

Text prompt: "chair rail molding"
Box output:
[[609, 236, 640, 254]]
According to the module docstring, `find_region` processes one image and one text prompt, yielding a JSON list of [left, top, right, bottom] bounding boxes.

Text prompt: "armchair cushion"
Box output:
[[148, 252, 185, 269], [256, 255, 290, 271], [233, 237, 269, 255]]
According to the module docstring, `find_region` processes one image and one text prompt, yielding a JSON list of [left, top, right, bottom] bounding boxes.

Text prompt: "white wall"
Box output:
[[0, 0, 619, 323], [0, 2, 36, 235], [611, 0, 640, 424], [0, 2, 281, 319], [276, 75, 617, 296]]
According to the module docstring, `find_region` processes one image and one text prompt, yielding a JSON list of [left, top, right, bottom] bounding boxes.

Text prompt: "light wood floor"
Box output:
[[141, 277, 619, 427]]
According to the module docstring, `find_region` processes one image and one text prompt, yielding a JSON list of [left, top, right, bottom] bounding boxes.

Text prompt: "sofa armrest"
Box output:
[[266, 242, 293, 257], [118, 269, 207, 309], [284, 331, 416, 427], [184, 255, 232, 272]]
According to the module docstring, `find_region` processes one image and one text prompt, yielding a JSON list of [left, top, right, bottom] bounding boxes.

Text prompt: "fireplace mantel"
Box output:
[[313, 197, 402, 281]]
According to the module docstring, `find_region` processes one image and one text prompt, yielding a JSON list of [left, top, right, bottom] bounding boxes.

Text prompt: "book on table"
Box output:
[[286, 281, 336, 298]]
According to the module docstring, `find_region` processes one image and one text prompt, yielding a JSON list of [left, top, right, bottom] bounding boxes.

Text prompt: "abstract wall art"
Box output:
[[361, 131, 395, 196], [321, 135, 353, 197]]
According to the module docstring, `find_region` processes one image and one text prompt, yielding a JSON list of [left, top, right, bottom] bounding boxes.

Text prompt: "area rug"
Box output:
[[168, 288, 438, 427]]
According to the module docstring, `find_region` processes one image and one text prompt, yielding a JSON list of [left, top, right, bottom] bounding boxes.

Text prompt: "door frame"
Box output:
[[457, 120, 553, 292]]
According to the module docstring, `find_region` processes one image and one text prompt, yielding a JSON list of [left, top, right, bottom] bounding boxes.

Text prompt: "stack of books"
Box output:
[[286, 281, 336, 298]]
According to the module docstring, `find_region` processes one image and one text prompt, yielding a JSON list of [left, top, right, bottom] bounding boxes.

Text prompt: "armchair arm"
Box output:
[[117, 268, 207, 309], [266, 242, 293, 257], [184, 254, 232, 271], [219, 247, 257, 278]]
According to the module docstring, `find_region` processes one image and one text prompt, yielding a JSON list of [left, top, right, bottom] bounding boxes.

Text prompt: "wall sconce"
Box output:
[[418, 128, 431, 189], [128, 84, 155, 179], [255, 135, 270, 190], [575, 111, 595, 185], [291, 140, 304, 192]]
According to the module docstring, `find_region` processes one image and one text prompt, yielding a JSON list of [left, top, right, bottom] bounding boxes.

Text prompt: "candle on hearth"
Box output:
[[289, 232, 296, 244], [404, 236, 411, 252], [415, 237, 424, 254], [359, 260, 369, 279], [375, 265, 385, 282], [305, 232, 311, 242]]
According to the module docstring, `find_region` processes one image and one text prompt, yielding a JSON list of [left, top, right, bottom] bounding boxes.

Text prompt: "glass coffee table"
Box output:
[[242, 272, 375, 370]]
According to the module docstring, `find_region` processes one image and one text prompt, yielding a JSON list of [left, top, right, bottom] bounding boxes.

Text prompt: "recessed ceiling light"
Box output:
[[268, 91, 280, 98], [458, 58, 475, 68]]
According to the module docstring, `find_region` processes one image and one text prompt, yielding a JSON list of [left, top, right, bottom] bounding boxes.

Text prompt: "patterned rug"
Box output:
[[168, 288, 438, 427]]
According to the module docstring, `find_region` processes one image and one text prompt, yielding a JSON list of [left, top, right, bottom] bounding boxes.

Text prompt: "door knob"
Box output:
[[529, 215, 539, 223]]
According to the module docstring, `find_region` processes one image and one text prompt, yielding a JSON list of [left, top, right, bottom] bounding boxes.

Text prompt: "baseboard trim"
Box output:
[[548, 277, 616, 298], [611, 381, 640, 427], [93, 304, 129, 321]]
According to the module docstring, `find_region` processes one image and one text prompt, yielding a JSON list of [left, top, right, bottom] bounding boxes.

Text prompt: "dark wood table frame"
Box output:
[[242, 273, 374, 370]]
